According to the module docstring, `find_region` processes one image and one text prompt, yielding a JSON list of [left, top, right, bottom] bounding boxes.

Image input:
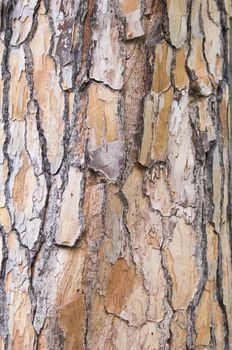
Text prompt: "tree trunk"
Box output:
[[0, 0, 231, 349]]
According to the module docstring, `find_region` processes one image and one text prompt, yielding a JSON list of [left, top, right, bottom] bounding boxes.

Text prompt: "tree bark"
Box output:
[[0, 0, 231, 349]]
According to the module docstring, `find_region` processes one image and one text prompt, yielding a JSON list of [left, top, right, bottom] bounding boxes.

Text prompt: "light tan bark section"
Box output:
[[0, 0, 231, 349]]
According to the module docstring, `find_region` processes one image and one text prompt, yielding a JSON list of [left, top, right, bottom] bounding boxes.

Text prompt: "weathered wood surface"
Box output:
[[0, 0, 231, 349]]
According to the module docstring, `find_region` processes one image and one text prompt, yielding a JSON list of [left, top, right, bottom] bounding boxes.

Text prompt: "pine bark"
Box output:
[[0, 0, 231, 349]]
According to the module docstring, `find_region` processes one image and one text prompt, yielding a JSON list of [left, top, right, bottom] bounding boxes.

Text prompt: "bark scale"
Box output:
[[0, 0, 231, 349]]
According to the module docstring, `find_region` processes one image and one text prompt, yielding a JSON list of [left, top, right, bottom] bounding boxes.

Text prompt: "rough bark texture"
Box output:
[[0, 0, 231, 349]]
